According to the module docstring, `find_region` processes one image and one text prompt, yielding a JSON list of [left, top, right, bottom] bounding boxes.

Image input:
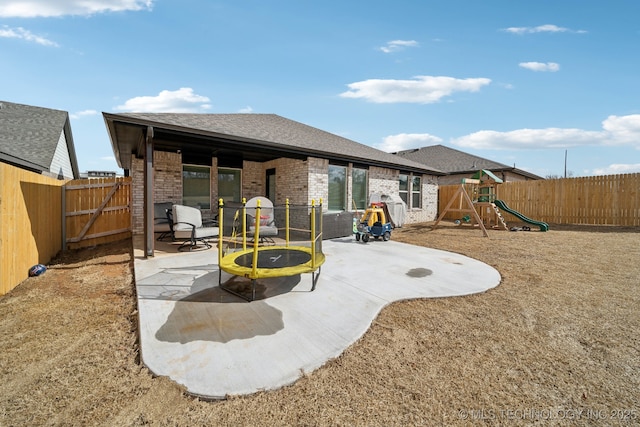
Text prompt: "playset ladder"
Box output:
[[491, 203, 509, 230]]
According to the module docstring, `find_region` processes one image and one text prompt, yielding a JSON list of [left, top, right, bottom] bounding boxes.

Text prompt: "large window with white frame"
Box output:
[[399, 173, 421, 209], [218, 167, 242, 203], [328, 164, 347, 211], [352, 167, 368, 210], [182, 165, 211, 209]]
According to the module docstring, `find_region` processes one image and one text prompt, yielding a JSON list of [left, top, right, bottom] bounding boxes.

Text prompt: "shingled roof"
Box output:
[[395, 144, 542, 179], [0, 100, 79, 178], [104, 112, 443, 175]]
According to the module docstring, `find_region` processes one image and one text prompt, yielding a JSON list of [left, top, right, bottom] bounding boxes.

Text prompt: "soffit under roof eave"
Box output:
[[103, 113, 443, 175], [156, 127, 441, 173], [63, 116, 81, 178], [105, 114, 296, 163], [152, 122, 444, 174], [1, 152, 48, 173], [104, 114, 124, 169], [157, 127, 444, 174], [104, 114, 147, 170]]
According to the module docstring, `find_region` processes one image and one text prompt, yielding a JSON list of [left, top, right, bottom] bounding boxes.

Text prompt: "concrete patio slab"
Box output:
[[133, 237, 501, 399]]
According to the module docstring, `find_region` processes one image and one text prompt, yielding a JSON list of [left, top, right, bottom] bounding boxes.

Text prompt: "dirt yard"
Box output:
[[1, 222, 638, 426]]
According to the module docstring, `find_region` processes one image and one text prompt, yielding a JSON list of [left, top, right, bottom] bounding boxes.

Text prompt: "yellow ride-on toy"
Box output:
[[353, 203, 393, 243]]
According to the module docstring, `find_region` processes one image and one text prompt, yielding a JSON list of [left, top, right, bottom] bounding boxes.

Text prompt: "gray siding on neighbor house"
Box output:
[[50, 130, 74, 179]]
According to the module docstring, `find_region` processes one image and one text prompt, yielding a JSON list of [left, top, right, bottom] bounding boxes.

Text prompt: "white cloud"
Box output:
[[592, 163, 640, 175], [379, 40, 419, 53], [238, 106, 253, 113], [453, 128, 601, 150], [504, 24, 568, 34], [340, 75, 491, 104], [601, 114, 640, 144], [70, 109, 98, 119], [519, 62, 560, 72], [503, 24, 586, 35], [0, 25, 58, 46], [376, 133, 443, 152], [114, 88, 211, 113], [0, 0, 153, 18], [451, 114, 640, 150]]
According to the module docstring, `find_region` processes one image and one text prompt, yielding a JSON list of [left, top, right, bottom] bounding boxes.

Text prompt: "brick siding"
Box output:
[[132, 152, 438, 235]]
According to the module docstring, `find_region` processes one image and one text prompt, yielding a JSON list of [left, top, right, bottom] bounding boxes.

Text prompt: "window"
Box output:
[[399, 173, 421, 209], [218, 168, 242, 203], [182, 165, 211, 209], [412, 175, 421, 208], [328, 165, 346, 211], [399, 174, 408, 205], [352, 168, 368, 210]]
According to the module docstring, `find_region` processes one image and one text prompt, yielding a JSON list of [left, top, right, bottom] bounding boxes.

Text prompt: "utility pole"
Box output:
[[564, 150, 567, 178]]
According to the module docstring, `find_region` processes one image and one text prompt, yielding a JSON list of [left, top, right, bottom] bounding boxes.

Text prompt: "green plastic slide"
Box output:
[[494, 200, 549, 232]]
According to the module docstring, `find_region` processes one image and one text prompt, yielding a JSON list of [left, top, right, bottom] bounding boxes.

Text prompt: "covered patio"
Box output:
[[132, 236, 501, 399], [104, 112, 443, 259]]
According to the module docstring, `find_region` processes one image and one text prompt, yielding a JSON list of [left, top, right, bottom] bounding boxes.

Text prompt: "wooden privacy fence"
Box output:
[[65, 177, 132, 249], [1, 170, 132, 295], [1, 163, 65, 295], [438, 173, 640, 226]]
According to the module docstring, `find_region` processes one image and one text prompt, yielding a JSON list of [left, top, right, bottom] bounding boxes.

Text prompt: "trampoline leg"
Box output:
[[311, 267, 321, 292]]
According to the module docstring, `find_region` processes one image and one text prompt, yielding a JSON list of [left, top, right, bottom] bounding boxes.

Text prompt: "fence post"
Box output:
[[144, 126, 154, 258], [62, 182, 67, 251]]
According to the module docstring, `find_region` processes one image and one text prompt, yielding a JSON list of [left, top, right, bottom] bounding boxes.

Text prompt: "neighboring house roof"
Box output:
[[0, 100, 79, 179], [394, 144, 543, 180], [103, 112, 444, 175]]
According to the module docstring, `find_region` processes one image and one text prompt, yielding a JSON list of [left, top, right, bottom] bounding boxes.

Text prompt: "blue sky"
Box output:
[[2, 0, 639, 177]]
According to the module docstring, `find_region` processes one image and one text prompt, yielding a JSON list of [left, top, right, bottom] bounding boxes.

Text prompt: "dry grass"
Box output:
[[1, 223, 638, 426]]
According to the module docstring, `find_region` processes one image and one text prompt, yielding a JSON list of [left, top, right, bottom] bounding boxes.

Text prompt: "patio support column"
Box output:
[[144, 126, 154, 258]]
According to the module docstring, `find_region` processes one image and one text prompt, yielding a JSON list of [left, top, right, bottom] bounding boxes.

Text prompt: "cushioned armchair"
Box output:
[[245, 196, 278, 244], [172, 205, 219, 251]]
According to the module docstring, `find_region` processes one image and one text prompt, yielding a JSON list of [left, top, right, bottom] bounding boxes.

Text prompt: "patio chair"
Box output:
[[172, 204, 219, 251], [154, 202, 174, 241], [245, 196, 278, 244]]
